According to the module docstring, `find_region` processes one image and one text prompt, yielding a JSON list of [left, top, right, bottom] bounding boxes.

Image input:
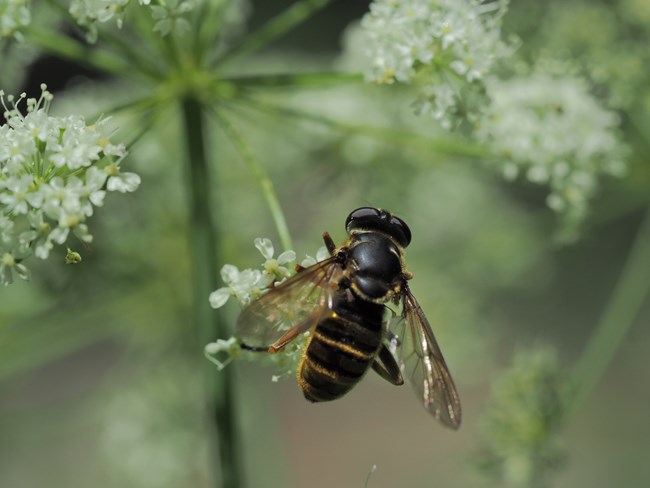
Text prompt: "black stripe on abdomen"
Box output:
[[298, 307, 383, 402]]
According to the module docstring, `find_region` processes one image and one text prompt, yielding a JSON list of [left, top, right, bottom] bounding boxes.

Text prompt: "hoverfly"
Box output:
[[236, 207, 461, 429]]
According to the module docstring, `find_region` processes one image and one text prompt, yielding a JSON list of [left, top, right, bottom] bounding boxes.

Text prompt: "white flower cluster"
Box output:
[[475, 71, 626, 228], [206, 238, 328, 379], [69, 0, 132, 37], [68, 0, 195, 41], [209, 237, 300, 309], [0, 0, 30, 39], [0, 85, 140, 285], [352, 0, 512, 129], [151, 0, 196, 37]]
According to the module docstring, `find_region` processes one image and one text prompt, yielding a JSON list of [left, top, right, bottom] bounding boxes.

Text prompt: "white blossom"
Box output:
[[0, 85, 139, 285], [0, 0, 30, 39], [0, 251, 29, 284], [209, 239, 331, 309], [68, 0, 131, 40], [208, 264, 268, 308], [210, 238, 298, 309], [206, 239, 332, 379], [105, 162, 141, 193], [344, 0, 513, 129], [68, 0, 195, 41], [300, 246, 329, 268], [254, 237, 296, 282], [475, 69, 626, 232]]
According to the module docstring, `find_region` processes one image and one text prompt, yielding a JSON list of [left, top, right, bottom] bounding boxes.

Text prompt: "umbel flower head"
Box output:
[[209, 237, 296, 309], [347, 0, 513, 129], [206, 238, 328, 380], [0, 85, 140, 285], [475, 66, 626, 237]]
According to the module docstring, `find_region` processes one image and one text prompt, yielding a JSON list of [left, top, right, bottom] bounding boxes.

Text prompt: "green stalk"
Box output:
[[99, 29, 167, 80], [215, 0, 336, 68], [26, 30, 131, 76], [211, 108, 293, 252], [238, 96, 488, 159], [181, 98, 243, 488], [567, 205, 650, 417], [193, 0, 230, 64], [223, 71, 363, 89]]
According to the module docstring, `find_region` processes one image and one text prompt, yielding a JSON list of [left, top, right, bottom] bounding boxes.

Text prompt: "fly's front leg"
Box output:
[[293, 232, 336, 274], [323, 232, 336, 256]]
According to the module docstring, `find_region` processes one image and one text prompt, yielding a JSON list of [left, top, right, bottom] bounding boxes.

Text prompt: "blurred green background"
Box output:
[[1, 1, 649, 487]]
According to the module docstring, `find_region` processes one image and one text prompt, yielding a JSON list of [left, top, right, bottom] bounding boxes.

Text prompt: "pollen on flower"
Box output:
[[97, 136, 111, 149], [377, 69, 396, 84], [2, 253, 15, 267], [105, 163, 120, 177]]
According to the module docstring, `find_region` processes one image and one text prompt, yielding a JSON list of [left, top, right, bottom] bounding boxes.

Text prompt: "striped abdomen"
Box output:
[[297, 290, 385, 402]]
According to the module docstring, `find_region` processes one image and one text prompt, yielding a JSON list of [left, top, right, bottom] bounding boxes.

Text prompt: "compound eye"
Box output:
[[346, 207, 380, 230], [390, 216, 412, 246]]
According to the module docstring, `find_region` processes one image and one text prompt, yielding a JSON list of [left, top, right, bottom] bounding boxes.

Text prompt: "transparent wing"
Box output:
[[235, 256, 343, 350], [393, 288, 462, 429]]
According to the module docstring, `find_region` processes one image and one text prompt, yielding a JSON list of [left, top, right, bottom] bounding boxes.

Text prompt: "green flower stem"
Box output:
[[43, 0, 74, 20], [124, 108, 161, 151], [241, 97, 489, 159], [211, 108, 293, 252], [26, 30, 131, 76], [161, 33, 183, 72], [87, 94, 159, 123], [194, 0, 231, 64], [181, 98, 243, 488], [224, 71, 364, 89], [567, 205, 650, 417], [99, 30, 167, 80], [215, 0, 336, 67]]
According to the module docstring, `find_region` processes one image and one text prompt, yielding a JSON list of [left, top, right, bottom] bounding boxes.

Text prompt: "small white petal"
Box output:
[[49, 227, 69, 244], [107, 172, 140, 193], [86, 166, 108, 188], [89, 190, 106, 206], [209, 288, 231, 308], [315, 246, 329, 262], [73, 224, 93, 243], [220, 264, 239, 284], [254, 238, 274, 260], [205, 336, 238, 355], [34, 241, 53, 259], [277, 250, 296, 264], [15, 263, 30, 281]]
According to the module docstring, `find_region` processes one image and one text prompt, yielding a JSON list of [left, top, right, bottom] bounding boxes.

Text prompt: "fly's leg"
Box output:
[[323, 232, 336, 256], [371, 344, 404, 385], [293, 231, 336, 274]]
